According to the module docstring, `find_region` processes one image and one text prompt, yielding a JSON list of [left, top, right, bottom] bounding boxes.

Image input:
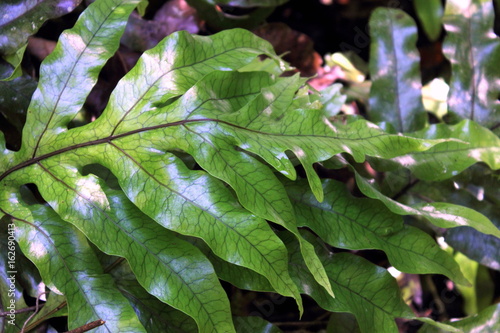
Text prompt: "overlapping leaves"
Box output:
[[286, 178, 470, 285]]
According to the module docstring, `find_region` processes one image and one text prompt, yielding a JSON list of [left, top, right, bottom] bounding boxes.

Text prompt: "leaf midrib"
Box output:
[[1, 117, 389, 182], [289, 247, 400, 317], [388, 12, 404, 133], [109, 45, 276, 137]]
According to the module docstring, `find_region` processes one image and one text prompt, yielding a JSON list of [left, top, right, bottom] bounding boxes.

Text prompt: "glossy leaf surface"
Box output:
[[0, 4, 460, 326], [369, 8, 426, 132], [282, 231, 414, 333], [0, 72, 36, 132], [287, 179, 469, 285], [447, 226, 500, 271], [0, 0, 82, 55], [354, 171, 500, 239], [0, 0, 82, 80], [34, 174, 234, 332], [107, 259, 199, 333], [390, 120, 500, 180], [443, 0, 500, 129], [10, 205, 146, 332], [0, 225, 33, 333], [406, 167, 500, 271], [20, 0, 140, 159]]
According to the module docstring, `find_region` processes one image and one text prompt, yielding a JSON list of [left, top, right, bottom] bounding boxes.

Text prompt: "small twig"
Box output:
[[392, 178, 420, 201], [413, 193, 434, 203], [20, 291, 48, 332], [424, 275, 448, 321], [273, 320, 329, 327], [104, 257, 126, 273], [0, 304, 44, 317], [314, 311, 331, 322], [63, 320, 106, 333], [490, 122, 500, 132]]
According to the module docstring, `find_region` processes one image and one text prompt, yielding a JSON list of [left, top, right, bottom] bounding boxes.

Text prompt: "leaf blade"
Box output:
[[354, 171, 500, 239], [19, 0, 139, 161], [33, 166, 236, 332], [286, 179, 470, 286], [368, 8, 426, 132], [443, 0, 500, 128], [6, 205, 146, 332], [413, 0, 443, 41], [282, 231, 413, 333]]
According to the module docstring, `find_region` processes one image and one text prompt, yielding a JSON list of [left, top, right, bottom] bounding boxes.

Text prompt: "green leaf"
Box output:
[[0, 0, 83, 80], [447, 227, 500, 271], [4, 0, 498, 330], [1, 44, 27, 81], [0, 69, 37, 151], [19, 0, 140, 161], [0, 217, 44, 299], [191, 238, 275, 292], [26, 171, 235, 332], [282, 231, 414, 333], [390, 120, 500, 181], [108, 260, 199, 333], [136, 0, 148, 16], [419, 303, 500, 333], [0, 71, 36, 132], [319, 84, 346, 117], [0, 223, 33, 333], [286, 231, 461, 333], [286, 179, 470, 286], [452, 252, 494, 316], [212, 95, 443, 204], [443, 0, 500, 129], [3, 6, 311, 320], [1, 17, 462, 318], [413, 0, 443, 41], [7, 205, 146, 332], [354, 171, 500, 239], [403, 167, 500, 271], [167, 73, 333, 298], [368, 8, 426, 132], [0, 0, 83, 54]]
